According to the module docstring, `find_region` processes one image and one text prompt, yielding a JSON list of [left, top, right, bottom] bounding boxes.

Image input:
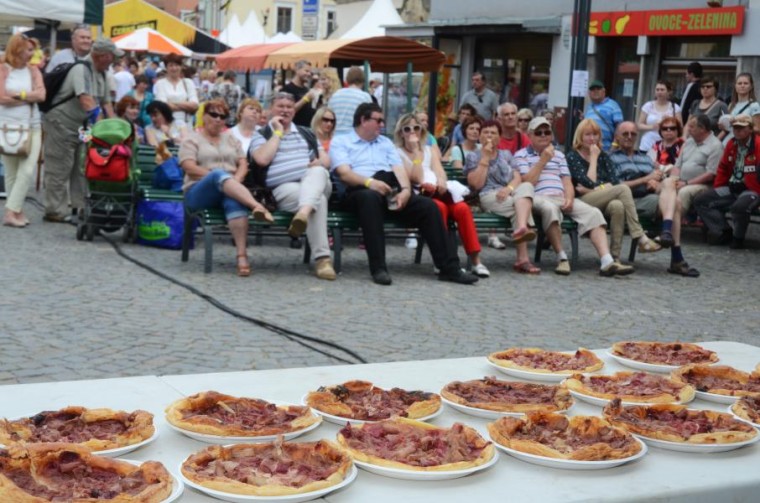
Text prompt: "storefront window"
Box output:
[[660, 36, 735, 103], [383, 72, 424, 135], [662, 36, 731, 59]]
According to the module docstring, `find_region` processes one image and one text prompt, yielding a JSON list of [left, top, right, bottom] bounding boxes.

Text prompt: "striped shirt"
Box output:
[[328, 87, 372, 135], [513, 146, 570, 196], [250, 122, 315, 187]]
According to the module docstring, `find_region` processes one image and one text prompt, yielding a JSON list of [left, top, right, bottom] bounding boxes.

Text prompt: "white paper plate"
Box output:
[[632, 432, 760, 453], [165, 414, 322, 444], [122, 459, 184, 503], [492, 438, 647, 470], [441, 395, 574, 419], [565, 387, 693, 408], [301, 395, 443, 425], [352, 449, 498, 480], [179, 463, 357, 503], [92, 429, 159, 457], [486, 359, 578, 382], [727, 404, 760, 429], [606, 350, 683, 373], [695, 390, 744, 404]]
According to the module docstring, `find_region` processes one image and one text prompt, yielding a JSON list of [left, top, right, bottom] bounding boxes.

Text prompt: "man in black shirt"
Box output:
[[282, 60, 322, 127]]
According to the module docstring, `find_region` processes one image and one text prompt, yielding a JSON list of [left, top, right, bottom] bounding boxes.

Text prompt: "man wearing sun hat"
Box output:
[[513, 116, 631, 277], [584, 79, 623, 152], [42, 37, 122, 223], [694, 113, 760, 249]]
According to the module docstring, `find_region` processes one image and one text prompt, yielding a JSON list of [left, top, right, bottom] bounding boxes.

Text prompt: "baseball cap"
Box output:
[[588, 79, 604, 90], [732, 114, 752, 127], [91, 38, 125, 58], [528, 117, 552, 132]]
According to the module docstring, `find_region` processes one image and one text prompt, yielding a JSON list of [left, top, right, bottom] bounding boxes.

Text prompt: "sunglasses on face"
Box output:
[[367, 117, 385, 125], [206, 111, 228, 120], [661, 126, 678, 132], [402, 125, 422, 134], [533, 129, 552, 137], [517, 118, 530, 123], [620, 131, 638, 138], [322, 117, 335, 123]]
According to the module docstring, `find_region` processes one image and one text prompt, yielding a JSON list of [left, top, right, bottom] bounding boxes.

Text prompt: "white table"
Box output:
[[1, 341, 758, 502]]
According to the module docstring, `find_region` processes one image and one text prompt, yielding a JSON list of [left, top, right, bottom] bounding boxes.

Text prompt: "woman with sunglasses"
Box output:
[[516, 108, 534, 134], [567, 119, 662, 261], [0, 33, 44, 228], [145, 100, 188, 148], [179, 99, 274, 276], [650, 116, 684, 168], [717, 73, 760, 145], [687, 77, 727, 136], [637, 80, 681, 154], [311, 106, 336, 152], [230, 98, 262, 155], [394, 113, 490, 277]]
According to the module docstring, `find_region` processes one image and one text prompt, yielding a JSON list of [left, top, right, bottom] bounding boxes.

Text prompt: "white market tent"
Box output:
[[339, 0, 404, 39], [219, 13, 268, 48], [267, 31, 303, 43]]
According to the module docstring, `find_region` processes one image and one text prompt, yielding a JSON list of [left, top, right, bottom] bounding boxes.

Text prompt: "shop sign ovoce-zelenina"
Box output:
[[589, 6, 744, 37]]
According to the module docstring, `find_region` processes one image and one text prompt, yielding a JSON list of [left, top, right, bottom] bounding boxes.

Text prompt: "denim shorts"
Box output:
[[184, 169, 250, 221]]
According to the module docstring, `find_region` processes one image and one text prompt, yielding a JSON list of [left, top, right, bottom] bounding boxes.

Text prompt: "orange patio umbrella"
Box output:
[[215, 43, 295, 72], [112, 28, 193, 56]]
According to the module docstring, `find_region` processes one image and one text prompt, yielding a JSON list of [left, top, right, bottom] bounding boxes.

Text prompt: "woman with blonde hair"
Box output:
[[230, 98, 262, 154], [566, 119, 661, 262], [516, 108, 533, 134], [0, 33, 45, 227], [394, 113, 490, 277], [311, 106, 336, 152]]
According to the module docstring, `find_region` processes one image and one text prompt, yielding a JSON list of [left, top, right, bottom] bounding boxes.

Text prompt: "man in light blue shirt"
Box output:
[[584, 80, 623, 152], [330, 103, 477, 286]]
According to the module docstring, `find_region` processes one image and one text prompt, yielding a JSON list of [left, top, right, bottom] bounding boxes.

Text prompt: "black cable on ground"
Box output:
[[25, 197, 367, 365]]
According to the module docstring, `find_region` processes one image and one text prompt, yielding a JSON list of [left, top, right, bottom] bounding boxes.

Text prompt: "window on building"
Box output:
[[660, 36, 735, 103], [326, 10, 337, 37], [276, 6, 293, 33]]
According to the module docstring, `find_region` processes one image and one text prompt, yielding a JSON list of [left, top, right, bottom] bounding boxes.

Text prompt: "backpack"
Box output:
[[39, 61, 91, 113], [84, 119, 134, 183], [242, 124, 318, 211]]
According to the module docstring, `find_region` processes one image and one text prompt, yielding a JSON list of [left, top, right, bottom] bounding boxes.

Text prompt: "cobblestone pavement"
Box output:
[[1, 194, 758, 385]]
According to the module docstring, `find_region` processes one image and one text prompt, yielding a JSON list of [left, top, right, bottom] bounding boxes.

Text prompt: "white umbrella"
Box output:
[[112, 28, 192, 56]]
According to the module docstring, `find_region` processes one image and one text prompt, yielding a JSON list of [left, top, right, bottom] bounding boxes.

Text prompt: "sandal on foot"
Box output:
[[667, 261, 700, 278], [236, 255, 251, 277], [512, 227, 537, 244], [638, 237, 662, 253], [253, 208, 274, 223], [513, 261, 541, 274], [288, 213, 308, 238]]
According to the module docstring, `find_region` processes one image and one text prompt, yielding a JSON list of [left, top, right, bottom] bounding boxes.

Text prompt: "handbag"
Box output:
[[85, 138, 131, 182], [0, 106, 32, 157], [153, 156, 183, 191], [136, 200, 194, 250]]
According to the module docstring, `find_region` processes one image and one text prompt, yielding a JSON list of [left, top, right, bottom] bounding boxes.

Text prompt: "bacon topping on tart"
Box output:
[[564, 371, 694, 403], [488, 347, 603, 373], [487, 412, 642, 460], [611, 341, 718, 366], [0, 443, 172, 502], [0, 406, 155, 451], [337, 418, 493, 469], [603, 399, 757, 443], [165, 391, 319, 437], [441, 377, 573, 412], [731, 396, 760, 424], [671, 364, 760, 397], [305, 380, 441, 421], [181, 439, 352, 496]]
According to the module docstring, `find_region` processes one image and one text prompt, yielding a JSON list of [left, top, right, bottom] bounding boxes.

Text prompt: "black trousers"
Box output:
[[694, 187, 760, 239], [343, 188, 461, 275]]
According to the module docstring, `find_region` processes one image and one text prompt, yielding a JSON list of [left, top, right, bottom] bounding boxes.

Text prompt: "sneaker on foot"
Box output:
[[555, 259, 571, 276], [612, 260, 635, 276], [487, 235, 506, 249], [315, 257, 337, 280], [599, 261, 619, 277], [405, 234, 418, 249], [472, 263, 490, 278]]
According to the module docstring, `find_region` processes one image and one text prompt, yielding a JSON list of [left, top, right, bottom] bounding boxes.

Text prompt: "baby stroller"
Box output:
[[76, 118, 138, 242]]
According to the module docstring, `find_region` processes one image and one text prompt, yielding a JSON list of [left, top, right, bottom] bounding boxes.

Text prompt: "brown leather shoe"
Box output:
[[315, 257, 336, 280]]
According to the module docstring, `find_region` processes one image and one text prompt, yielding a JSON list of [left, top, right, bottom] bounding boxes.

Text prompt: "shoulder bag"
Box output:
[[0, 106, 32, 157]]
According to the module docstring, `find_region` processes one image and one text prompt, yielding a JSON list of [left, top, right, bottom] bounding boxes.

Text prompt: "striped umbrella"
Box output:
[[112, 28, 192, 56]]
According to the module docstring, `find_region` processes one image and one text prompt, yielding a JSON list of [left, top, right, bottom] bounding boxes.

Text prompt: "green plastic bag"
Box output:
[[91, 118, 132, 146]]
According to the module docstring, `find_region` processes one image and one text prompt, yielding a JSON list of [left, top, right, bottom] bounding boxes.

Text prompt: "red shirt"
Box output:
[[498, 132, 530, 154]]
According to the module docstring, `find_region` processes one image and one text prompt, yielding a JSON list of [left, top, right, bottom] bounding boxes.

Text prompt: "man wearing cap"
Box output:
[[514, 117, 631, 276], [42, 38, 120, 223], [460, 71, 499, 120], [694, 114, 760, 249], [46, 24, 92, 71], [584, 80, 623, 152]]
